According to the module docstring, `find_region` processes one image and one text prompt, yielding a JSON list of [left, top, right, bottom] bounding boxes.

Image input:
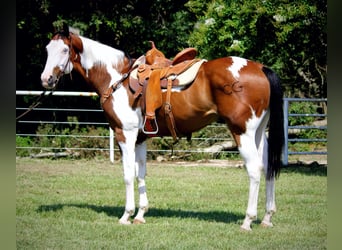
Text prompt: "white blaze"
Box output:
[[41, 39, 72, 85]]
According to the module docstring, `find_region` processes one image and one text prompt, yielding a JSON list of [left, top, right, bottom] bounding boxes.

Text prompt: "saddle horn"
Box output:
[[149, 41, 156, 49], [145, 41, 167, 65]]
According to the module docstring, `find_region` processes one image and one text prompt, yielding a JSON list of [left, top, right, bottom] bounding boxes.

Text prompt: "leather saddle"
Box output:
[[129, 42, 203, 95], [128, 42, 205, 139]]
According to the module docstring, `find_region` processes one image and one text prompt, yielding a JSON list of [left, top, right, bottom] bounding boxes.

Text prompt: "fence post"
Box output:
[[109, 127, 114, 163], [283, 98, 289, 166]]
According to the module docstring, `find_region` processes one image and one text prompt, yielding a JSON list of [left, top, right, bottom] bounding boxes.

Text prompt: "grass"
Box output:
[[16, 158, 327, 249]]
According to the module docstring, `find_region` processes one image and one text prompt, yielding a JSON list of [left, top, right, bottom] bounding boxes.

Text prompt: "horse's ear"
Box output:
[[61, 23, 70, 37], [52, 21, 70, 38]]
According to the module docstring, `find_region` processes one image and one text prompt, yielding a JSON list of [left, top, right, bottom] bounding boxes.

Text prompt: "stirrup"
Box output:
[[142, 116, 159, 135]]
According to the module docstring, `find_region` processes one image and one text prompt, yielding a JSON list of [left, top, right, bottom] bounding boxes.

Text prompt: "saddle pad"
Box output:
[[129, 55, 145, 82], [133, 55, 146, 68], [171, 59, 206, 87]]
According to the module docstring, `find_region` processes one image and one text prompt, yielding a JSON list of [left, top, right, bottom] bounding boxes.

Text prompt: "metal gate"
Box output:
[[282, 98, 327, 165]]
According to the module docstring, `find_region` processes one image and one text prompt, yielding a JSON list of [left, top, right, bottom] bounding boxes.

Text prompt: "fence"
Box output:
[[282, 97, 327, 165], [16, 91, 327, 165]]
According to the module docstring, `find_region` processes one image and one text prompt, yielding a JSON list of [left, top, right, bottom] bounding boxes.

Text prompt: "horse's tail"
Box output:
[[262, 66, 284, 180]]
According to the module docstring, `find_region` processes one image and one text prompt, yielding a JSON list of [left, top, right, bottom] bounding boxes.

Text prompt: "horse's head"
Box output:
[[41, 24, 74, 89]]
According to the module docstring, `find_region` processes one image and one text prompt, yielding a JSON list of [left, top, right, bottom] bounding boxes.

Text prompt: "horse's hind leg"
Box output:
[[261, 174, 276, 228], [133, 141, 149, 224], [234, 111, 267, 231], [255, 112, 277, 227]]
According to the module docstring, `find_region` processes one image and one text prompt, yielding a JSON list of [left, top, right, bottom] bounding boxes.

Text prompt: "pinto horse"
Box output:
[[41, 25, 284, 231]]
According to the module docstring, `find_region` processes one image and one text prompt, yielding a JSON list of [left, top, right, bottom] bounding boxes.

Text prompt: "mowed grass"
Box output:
[[16, 158, 327, 249]]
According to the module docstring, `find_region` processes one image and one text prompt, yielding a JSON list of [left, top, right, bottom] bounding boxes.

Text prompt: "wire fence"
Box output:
[[16, 91, 327, 165]]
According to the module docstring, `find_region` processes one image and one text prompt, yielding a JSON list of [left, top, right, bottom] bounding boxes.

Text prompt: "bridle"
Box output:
[[16, 35, 72, 121]]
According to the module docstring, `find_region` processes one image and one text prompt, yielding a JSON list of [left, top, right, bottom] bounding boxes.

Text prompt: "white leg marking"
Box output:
[[239, 110, 267, 231], [133, 142, 149, 224], [255, 111, 277, 227], [118, 129, 138, 225], [112, 87, 143, 224], [227, 56, 248, 78]]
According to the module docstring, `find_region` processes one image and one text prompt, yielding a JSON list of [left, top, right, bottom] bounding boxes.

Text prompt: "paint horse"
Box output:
[[41, 25, 284, 231]]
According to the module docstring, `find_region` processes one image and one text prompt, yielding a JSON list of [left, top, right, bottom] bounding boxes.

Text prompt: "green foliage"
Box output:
[[186, 0, 327, 97], [17, 121, 238, 160], [16, 136, 33, 157], [145, 123, 236, 161], [288, 102, 316, 126], [18, 121, 111, 159]]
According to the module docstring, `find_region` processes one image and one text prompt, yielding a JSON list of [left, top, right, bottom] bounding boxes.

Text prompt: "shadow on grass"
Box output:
[[282, 161, 327, 176], [37, 204, 244, 224]]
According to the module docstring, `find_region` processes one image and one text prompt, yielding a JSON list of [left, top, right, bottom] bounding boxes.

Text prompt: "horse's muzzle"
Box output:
[[42, 75, 58, 89]]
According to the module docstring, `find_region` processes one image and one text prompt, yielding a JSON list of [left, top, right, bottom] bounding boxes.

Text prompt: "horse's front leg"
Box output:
[[117, 129, 138, 225], [133, 141, 149, 224]]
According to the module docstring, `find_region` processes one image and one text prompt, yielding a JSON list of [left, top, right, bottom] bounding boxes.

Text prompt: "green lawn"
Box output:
[[16, 158, 327, 249]]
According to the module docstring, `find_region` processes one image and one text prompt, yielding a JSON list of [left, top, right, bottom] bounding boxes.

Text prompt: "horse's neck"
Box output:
[[71, 34, 127, 97]]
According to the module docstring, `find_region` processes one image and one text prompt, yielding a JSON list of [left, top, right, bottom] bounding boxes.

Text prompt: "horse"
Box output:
[[40, 25, 284, 231]]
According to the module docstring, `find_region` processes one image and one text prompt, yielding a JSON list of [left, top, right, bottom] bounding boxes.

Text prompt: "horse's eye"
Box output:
[[62, 48, 69, 54]]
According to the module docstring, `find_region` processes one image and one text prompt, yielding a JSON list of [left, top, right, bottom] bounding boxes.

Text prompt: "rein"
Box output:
[[16, 90, 53, 121]]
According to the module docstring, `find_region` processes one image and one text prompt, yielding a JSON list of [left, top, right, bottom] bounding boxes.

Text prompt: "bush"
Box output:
[[146, 123, 236, 161], [17, 119, 111, 159], [288, 101, 316, 126], [16, 136, 33, 157]]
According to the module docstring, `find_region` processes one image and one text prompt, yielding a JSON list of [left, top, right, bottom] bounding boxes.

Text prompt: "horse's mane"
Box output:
[[69, 27, 80, 35]]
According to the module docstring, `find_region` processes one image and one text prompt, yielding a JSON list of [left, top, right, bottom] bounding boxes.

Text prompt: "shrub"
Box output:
[[288, 101, 316, 126], [18, 118, 111, 159], [16, 136, 33, 157]]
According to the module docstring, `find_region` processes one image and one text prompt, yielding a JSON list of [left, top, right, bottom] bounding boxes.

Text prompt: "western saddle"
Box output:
[[129, 41, 203, 141]]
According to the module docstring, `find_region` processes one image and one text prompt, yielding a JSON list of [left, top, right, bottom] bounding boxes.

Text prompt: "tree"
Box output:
[[185, 0, 327, 98]]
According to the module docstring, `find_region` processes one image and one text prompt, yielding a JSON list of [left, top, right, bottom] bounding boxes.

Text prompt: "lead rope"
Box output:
[[16, 89, 53, 121]]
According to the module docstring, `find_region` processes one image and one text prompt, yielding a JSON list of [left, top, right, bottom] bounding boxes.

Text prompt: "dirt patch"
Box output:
[[149, 154, 327, 168], [149, 159, 244, 168], [287, 154, 327, 166]]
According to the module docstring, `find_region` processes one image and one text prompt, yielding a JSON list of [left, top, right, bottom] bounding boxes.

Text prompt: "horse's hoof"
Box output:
[[261, 221, 273, 228], [119, 219, 132, 225], [133, 218, 146, 224], [240, 225, 252, 231]]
